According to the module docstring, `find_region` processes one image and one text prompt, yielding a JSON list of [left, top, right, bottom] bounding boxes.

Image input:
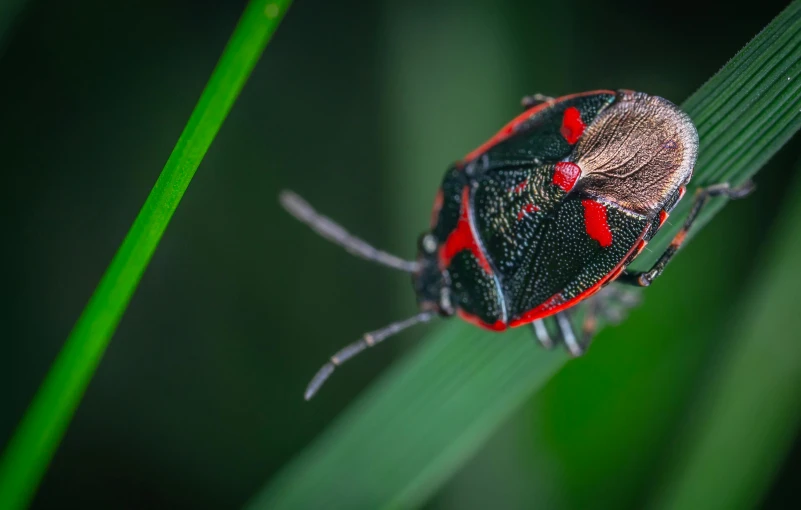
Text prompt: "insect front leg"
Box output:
[[617, 180, 755, 287], [521, 94, 554, 109]]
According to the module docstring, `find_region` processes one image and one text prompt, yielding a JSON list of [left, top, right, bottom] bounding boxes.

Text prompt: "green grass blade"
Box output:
[[248, 2, 801, 509], [648, 158, 801, 510], [0, 2, 292, 509]]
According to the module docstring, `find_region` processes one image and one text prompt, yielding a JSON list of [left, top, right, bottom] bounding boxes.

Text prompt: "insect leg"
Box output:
[[531, 319, 554, 349], [617, 180, 755, 287], [521, 94, 554, 109], [556, 311, 584, 356], [304, 311, 435, 400]]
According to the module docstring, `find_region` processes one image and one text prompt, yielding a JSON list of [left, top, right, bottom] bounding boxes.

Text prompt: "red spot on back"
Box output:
[[457, 310, 507, 331], [581, 200, 613, 248], [461, 90, 615, 163], [440, 186, 493, 274], [553, 162, 581, 192], [658, 210, 669, 228], [517, 203, 540, 221], [560, 107, 586, 144], [510, 178, 529, 195]]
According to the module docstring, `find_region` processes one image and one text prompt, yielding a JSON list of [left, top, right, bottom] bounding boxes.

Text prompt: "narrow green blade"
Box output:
[[0, 2, 292, 509]]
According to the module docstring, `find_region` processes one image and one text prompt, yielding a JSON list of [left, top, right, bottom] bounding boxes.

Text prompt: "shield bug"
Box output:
[[281, 89, 754, 400]]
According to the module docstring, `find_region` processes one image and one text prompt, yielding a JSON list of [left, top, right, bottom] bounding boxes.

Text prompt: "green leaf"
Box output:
[[0, 2, 292, 509], [248, 1, 801, 509], [647, 156, 801, 510]]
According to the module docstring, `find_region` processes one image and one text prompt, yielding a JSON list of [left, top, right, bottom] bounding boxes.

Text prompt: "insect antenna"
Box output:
[[279, 190, 420, 273], [304, 311, 435, 400]]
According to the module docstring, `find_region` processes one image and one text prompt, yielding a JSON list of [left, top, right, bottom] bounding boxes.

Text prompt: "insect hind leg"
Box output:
[[618, 180, 755, 287]]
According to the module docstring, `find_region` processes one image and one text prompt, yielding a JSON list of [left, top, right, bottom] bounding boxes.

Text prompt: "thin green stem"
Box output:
[[0, 2, 292, 509]]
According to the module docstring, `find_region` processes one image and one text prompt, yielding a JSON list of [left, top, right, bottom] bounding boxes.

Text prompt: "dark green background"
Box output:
[[2, 0, 799, 508]]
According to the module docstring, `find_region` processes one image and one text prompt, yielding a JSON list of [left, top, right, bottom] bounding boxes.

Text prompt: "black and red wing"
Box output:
[[460, 90, 648, 326], [462, 91, 617, 169], [472, 164, 649, 326], [434, 90, 618, 244]]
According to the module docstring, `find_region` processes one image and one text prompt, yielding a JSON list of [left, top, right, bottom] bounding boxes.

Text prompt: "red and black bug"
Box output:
[[281, 89, 754, 400]]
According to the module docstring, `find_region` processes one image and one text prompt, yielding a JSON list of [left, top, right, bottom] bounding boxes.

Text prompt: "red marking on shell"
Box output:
[[678, 186, 687, 201], [560, 106, 585, 144], [440, 186, 493, 274], [457, 309, 507, 331], [510, 178, 529, 195], [430, 189, 444, 228], [658, 210, 669, 228], [461, 90, 616, 164], [517, 203, 540, 221], [553, 162, 581, 192], [581, 200, 613, 248], [509, 223, 651, 327]]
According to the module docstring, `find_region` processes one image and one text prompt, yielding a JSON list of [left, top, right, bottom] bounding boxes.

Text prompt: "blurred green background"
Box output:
[[2, 0, 800, 508]]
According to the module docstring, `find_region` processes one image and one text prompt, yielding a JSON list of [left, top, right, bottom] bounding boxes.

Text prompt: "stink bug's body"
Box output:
[[281, 89, 754, 399]]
